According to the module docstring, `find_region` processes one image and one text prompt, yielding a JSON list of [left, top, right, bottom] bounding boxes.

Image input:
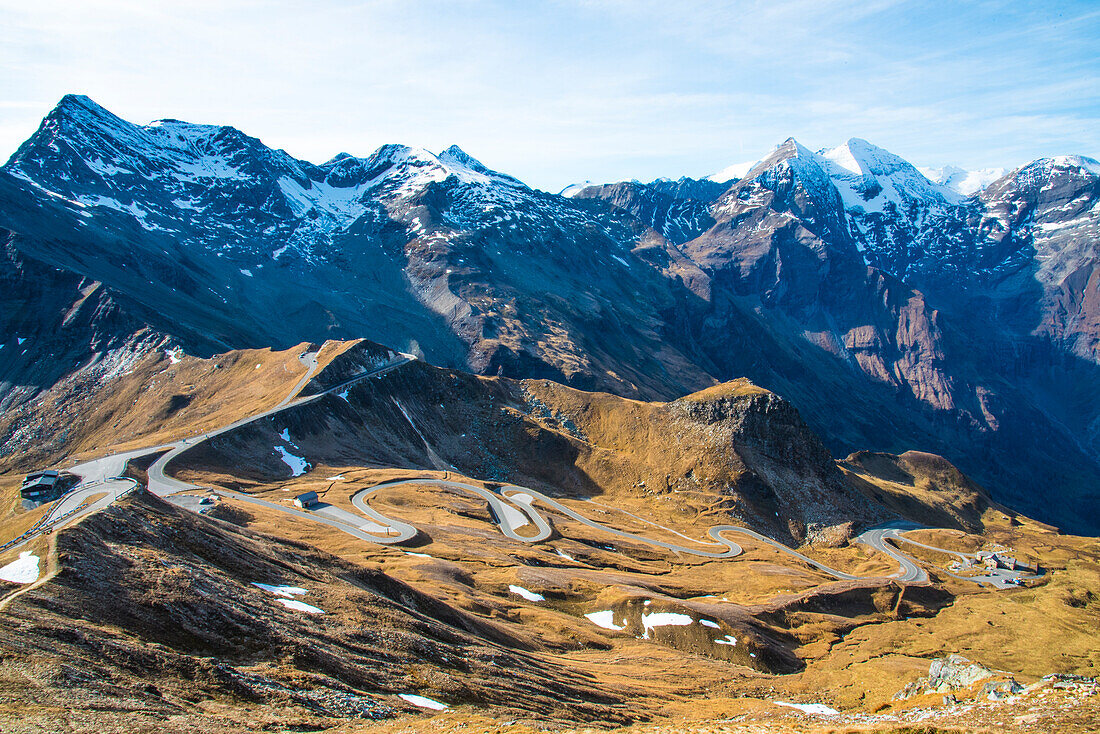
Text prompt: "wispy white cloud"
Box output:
[[1, 0, 1097, 190]]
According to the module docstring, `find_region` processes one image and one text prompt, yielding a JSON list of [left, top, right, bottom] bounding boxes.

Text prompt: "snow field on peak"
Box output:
[[1050, 155, 1100, 176], [919, 165, 1008, 195], [816, 139, 963, 211], [708, 159, 760, 183]]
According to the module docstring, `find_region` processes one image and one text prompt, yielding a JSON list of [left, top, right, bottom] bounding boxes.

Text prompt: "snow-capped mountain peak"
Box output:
[[1047, 155, 1100, 177], [918, 164, 1010, 196], [438, 144, 492, 176], [707, 159, 760, 183], [4, 95, 549, 263], [816, 138, 963, 211], [711, 137, 968, 214]]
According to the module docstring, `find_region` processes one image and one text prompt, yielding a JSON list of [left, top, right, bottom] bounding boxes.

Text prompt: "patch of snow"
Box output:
[[326, 475, 345, 481], [508, 584, 545, 602], [0, 552, 40, 584], [76, 194, 161, 229], [16, 337, 27, 345], [336, 388, 351, 402], [1037, 216, 1092, 233], [279, 428, 291, 442], [773, 701, 839, 715], [274, 445, 309, 476], [399, 693, 448, 710], [714, 634, 738, 646], [405, 552, 433, 558], [240, 268, 253, 277], [86, 157, 129, 176], [164, 347, 182, 364], [272, 244, 289, 260], [276, 598, 325, 614], [278, 176, 371, 222], [641, 611, 694, 638], [611, 254, 631, 268], [175, 155, 247, 181], [252, 582, 308, 597], [172, 197, 203, 210], [700, 619, 721, 629], [585, 610, 625, 631], [555, 548, 575, 562]]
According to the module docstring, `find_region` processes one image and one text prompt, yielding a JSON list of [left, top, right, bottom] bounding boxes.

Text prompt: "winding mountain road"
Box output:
[[348, 480, 922, 582], [3, 347, 1029, 590], [147, 353, 412, 496], [3, 351, 411, 549]]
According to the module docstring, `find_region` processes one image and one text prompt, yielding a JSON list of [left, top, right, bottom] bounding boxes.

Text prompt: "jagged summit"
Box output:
[[50, 93, 114, 120], [817, 137, 963, 210], [8, 96, 525, 202], [438, 144, 493, 175]]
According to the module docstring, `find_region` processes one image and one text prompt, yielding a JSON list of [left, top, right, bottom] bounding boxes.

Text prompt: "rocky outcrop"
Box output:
[[568, 177, 726, 245], [894, 654, 1024, 701], [669, 383, 889, 543]]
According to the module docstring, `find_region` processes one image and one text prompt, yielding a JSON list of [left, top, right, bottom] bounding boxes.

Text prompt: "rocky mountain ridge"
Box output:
[[2, 95, 1098, 534]]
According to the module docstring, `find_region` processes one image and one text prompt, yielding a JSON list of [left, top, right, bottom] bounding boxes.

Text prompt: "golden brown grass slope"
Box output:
[[1, 340, 1098, 733]]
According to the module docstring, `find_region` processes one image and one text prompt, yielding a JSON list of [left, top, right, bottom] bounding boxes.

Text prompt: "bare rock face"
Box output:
[[567, 177, 726, 245], [895, 654, 1024, 701], [669, 383, 888, 543], [674, 387, 835, 472]]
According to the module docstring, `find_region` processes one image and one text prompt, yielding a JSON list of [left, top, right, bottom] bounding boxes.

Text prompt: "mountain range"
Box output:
[[1, 94, 1098, 535]]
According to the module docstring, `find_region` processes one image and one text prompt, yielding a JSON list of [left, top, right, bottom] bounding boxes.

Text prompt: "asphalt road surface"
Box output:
[[852, 523, 929, 583], [147, 353, 411, 497]]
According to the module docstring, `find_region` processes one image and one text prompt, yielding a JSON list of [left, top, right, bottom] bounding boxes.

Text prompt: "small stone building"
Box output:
[[293, 491, 319, 509]]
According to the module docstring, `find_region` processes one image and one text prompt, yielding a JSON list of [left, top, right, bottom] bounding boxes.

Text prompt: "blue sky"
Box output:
[[2, 0, 1098, 191]]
